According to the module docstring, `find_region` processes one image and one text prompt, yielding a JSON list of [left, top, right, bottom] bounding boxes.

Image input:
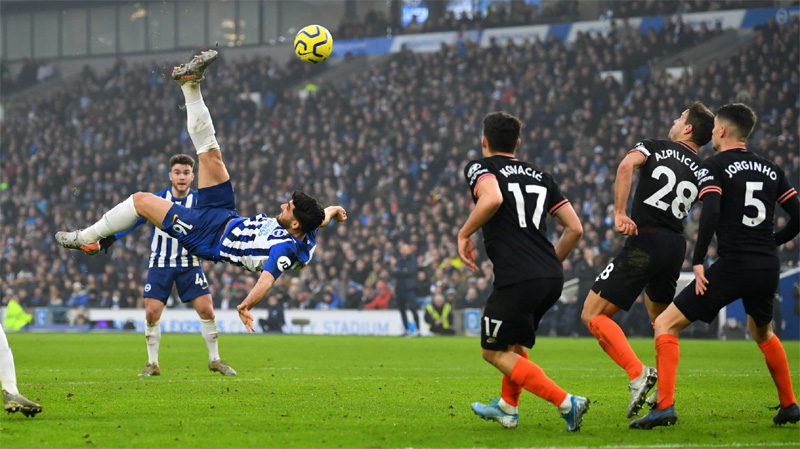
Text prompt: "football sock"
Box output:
[[180, 82, 202, 104], [145, 321, 161, 365], [501, 350, 527, 407], [182, 85, 218, 154], [655, 334, 679, 409], [79, 195, 139, 243], [201, 319, 220, 362], [509, 357, 568, 407], [497, 398, 518, 415], [589, 315, 643, 380], [557, 394, 574, 413], [758, 335, 797, 407], [0, 327, 19, 395]]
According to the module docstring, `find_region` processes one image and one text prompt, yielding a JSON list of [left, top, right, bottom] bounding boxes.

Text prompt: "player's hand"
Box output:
[[693, 264, 708, 295], [237, 303, 255, 333], [332, 206, 347, 223], [458, 234, 478, 272], [614, 214, 638, 236]]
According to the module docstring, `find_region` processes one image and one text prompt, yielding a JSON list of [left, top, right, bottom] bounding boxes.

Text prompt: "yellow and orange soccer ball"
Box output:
[[294, 25, 334, 64]]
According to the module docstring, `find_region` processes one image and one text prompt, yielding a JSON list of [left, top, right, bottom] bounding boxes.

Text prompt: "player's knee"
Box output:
[[480, 348, 498, 365], [748, 324, 773, 343], [131, 192, 153, 211], [580, 308, 595, 327], [197, 308, 215, 320], [145, 308, 162, 323]]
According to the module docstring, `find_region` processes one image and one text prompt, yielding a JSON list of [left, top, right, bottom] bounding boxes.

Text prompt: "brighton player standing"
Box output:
[[580, 101, 715, 418], [459, 112, 588, 431], [631, 103, 800, 429], [56, 49, 347, 333], [82, 155, 236, 377], [1, 324, 42, 417]]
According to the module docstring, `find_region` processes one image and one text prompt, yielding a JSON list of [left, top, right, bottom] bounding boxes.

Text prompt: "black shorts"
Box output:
[[481, 277, 563, 350], [591, 231, 686, 311], [674, 259, 777, 327]]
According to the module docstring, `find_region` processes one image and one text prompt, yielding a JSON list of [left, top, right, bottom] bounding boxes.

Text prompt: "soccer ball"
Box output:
[[294, 25, 333, 64]]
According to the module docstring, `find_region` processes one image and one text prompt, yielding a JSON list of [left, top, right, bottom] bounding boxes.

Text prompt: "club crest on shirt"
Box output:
[[467, 163, 488, 184]]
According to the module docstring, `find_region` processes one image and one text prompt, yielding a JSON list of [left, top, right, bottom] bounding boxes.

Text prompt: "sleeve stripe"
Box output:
[[628, 149, 647, 163], [699, 186, 722, 199], [472, 173, 496, 197], [549, 199, 570, 214], [778, 188, 797, 204]]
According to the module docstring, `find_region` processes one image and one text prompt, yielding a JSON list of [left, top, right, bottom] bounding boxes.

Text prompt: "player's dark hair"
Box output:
[[685, 101, 715, 146], [292, 191, 325, 233], [482, 112, 521, 153], [716, 103, 757, 140], [169, 154, 195, 168]]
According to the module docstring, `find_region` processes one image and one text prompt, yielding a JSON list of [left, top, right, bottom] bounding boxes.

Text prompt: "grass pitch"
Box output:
[[1, 333, 798, 448]]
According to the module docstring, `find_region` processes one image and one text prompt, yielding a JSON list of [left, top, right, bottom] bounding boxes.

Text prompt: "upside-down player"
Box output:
[[56, 50, 347, 333]]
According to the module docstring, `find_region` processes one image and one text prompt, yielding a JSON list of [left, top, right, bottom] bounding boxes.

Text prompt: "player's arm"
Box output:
[[552, 203, 584, 262], [236, 270, 276, 333], [319, 206, 347, 228], [775, 187, 799, 245], [691, 191, 721, 295], [458, 176, 503, 272], [614, 152, 646, 236]]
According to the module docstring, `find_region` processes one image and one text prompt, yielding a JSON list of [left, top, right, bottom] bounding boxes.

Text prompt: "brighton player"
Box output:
[[632, 103, 800, 429], [1, 324, 42, 417], [580, 101, 715, 418], [56, 50, 347, 333], [459, 112, 588, 431], [82, 155, 236, 377]]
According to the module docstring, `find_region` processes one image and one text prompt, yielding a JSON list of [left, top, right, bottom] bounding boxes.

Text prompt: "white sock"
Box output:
[[184, 94, 218, 154], [201, 319, 220, 362], [79, 195, 139, 243], [145, 321, 161, 365], [498, 398, 518, 415], [180, 82, 202, 104], [558, 394, 573, 413], [0, 327, 19, 395]]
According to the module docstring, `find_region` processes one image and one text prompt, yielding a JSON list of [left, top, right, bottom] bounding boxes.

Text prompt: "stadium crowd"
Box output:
[[336, 0, 778, 39], [0, 10, 797, 335]]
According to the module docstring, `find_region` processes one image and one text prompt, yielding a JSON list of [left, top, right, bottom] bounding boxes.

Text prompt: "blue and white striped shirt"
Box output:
[[116, 188, 200, 268], [218, 214, 316, 279]]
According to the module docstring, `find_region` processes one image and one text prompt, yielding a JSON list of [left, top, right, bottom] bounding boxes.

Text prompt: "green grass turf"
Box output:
[[1, 333, 798, 448]]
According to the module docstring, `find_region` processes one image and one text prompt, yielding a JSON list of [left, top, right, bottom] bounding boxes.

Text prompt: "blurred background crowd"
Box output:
[[0, 0, 797, 336]]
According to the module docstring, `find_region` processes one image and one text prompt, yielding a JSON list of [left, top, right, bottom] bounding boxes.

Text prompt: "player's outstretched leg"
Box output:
[[3, 390, 42, 417], [172, 50, 230, 190], [471, 397, 519, 429], [56, 193, 173, 250]]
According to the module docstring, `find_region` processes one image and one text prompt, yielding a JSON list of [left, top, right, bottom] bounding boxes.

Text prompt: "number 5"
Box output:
[[742, 182, 766, 227]]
